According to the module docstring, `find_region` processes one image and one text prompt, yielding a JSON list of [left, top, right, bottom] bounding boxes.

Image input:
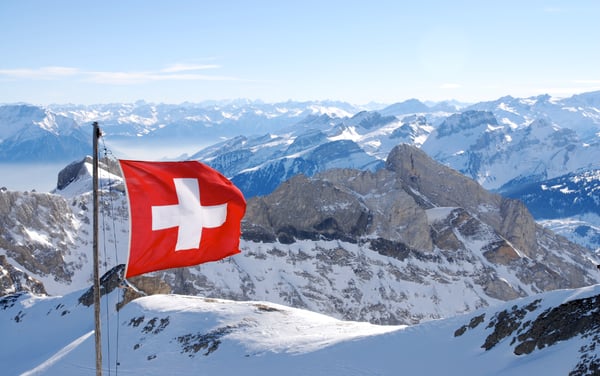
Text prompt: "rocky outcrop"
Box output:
[[455, 290, 600, 375], [0, 167, 129, 298], [56, 155, 123, 192], [244, 169, 431, 250], [79, 264, 171, 310], [56, 156, 94, 191], [244, 174, 373, 244], [0, 190, 79, 285], [385, 144, 595, 288], [0, 255, 46, 296]]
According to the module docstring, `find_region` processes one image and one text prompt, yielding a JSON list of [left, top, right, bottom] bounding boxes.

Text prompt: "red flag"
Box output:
[[119, 160, 246, 278]]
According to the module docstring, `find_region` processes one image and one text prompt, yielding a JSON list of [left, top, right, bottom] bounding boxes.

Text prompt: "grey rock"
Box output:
[[0, 255, 46, 296]]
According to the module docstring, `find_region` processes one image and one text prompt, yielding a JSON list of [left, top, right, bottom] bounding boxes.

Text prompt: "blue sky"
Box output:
[[1, 0, 599, 105]]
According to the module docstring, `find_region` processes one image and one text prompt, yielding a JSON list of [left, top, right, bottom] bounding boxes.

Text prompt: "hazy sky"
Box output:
[[1, 0, 599, 105]]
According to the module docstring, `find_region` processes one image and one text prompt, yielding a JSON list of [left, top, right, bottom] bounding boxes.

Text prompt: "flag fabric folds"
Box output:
[[119, 160, 246, 278]]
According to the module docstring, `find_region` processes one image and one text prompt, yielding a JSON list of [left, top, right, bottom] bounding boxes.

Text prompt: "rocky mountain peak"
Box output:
[[56, 156, 94, 190], [243, 143, 595, 277], [386, 144, 539, 257], [244, 166, 432, 250], [238, 143, 599, 317], [56, 155, 122, 191]]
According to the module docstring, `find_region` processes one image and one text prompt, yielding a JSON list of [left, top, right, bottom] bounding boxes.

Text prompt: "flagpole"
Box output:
[[92, 121, 103, 376]]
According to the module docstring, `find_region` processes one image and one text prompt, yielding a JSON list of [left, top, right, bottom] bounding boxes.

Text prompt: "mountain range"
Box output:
[[1, 143, 600, 374], [3, 91, 598, 250], [1, 92, 600, 374], [0, 104, 89, 162], [2, 144, 599, 320]]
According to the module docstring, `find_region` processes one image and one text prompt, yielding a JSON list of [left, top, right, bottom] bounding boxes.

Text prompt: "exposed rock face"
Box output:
[[0, 190, 79, 284], [385, 144, 594, 289], [244, 169, 431, 250], [56, 156, 93, 191], [56, 155, 123, 191], [79, 265, 171, 310], [0, 162, 129, 297], [245, 174, 373, 244], [0, 255, 46, 296], [317, 168, 433, 250]]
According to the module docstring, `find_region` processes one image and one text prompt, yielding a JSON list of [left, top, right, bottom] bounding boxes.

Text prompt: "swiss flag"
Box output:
[[119, 160, 246, 278]]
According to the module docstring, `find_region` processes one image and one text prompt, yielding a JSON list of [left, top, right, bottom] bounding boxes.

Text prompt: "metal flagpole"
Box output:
[[92, 121, 103, 376]]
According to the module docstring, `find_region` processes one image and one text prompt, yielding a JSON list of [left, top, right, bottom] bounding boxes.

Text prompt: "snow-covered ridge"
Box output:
[[2, 280, 599, 375]]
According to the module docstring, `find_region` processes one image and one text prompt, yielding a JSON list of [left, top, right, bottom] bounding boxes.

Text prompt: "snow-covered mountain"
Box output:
[[503, 168, 600, 220], [0, 98, 447, 167], [50, 100, 359, 147], [191, 102, 440, 198], [1, 145, 598, 328], [503, 168, 600, 252], [2, 273, 599, 375], [421, 110, 600, 192], [540, 217, 600, 256], [0, 104, 90, 162], [186, 98, 599, 251], [1, 92, 599, 253], [2, 128, 600, 374], [2, 92, 600, 375], [2, 92, 598, 186], [431, 92, 600, 192], [192, 132, 384, 198], [467, 92, 600, 140]]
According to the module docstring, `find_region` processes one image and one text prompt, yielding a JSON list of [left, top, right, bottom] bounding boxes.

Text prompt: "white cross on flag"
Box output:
[[119, 160, 246, 278]]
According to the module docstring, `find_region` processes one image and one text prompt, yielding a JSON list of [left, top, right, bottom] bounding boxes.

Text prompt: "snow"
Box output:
[[117, 112, 158, 127], [23, 228, 51, 247], [486, 124, 504, 132], [420, 97, 600, 191], [308, 105, 353, 118], [498, 102, 518, 114], [539, 215, 600, 253], [328, 126, 361, 142], [500, 117, 519, 129], [560, 187, 576, 194], [138, 295, 404, 354], [425, 207, 457, 224], [34, 114, 59, 133], [3, 284, 599, 375], [55, 160, 123, 198], [21, 331, 95, 376], [413, 133, 429, 146]]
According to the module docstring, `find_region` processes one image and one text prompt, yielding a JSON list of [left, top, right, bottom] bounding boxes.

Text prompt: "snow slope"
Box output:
[[3, 283, 599, 376]]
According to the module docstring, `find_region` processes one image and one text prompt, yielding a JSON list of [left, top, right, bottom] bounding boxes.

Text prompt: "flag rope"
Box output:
[[98, 133, 123, 376], [101, 137, 123, 375]]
